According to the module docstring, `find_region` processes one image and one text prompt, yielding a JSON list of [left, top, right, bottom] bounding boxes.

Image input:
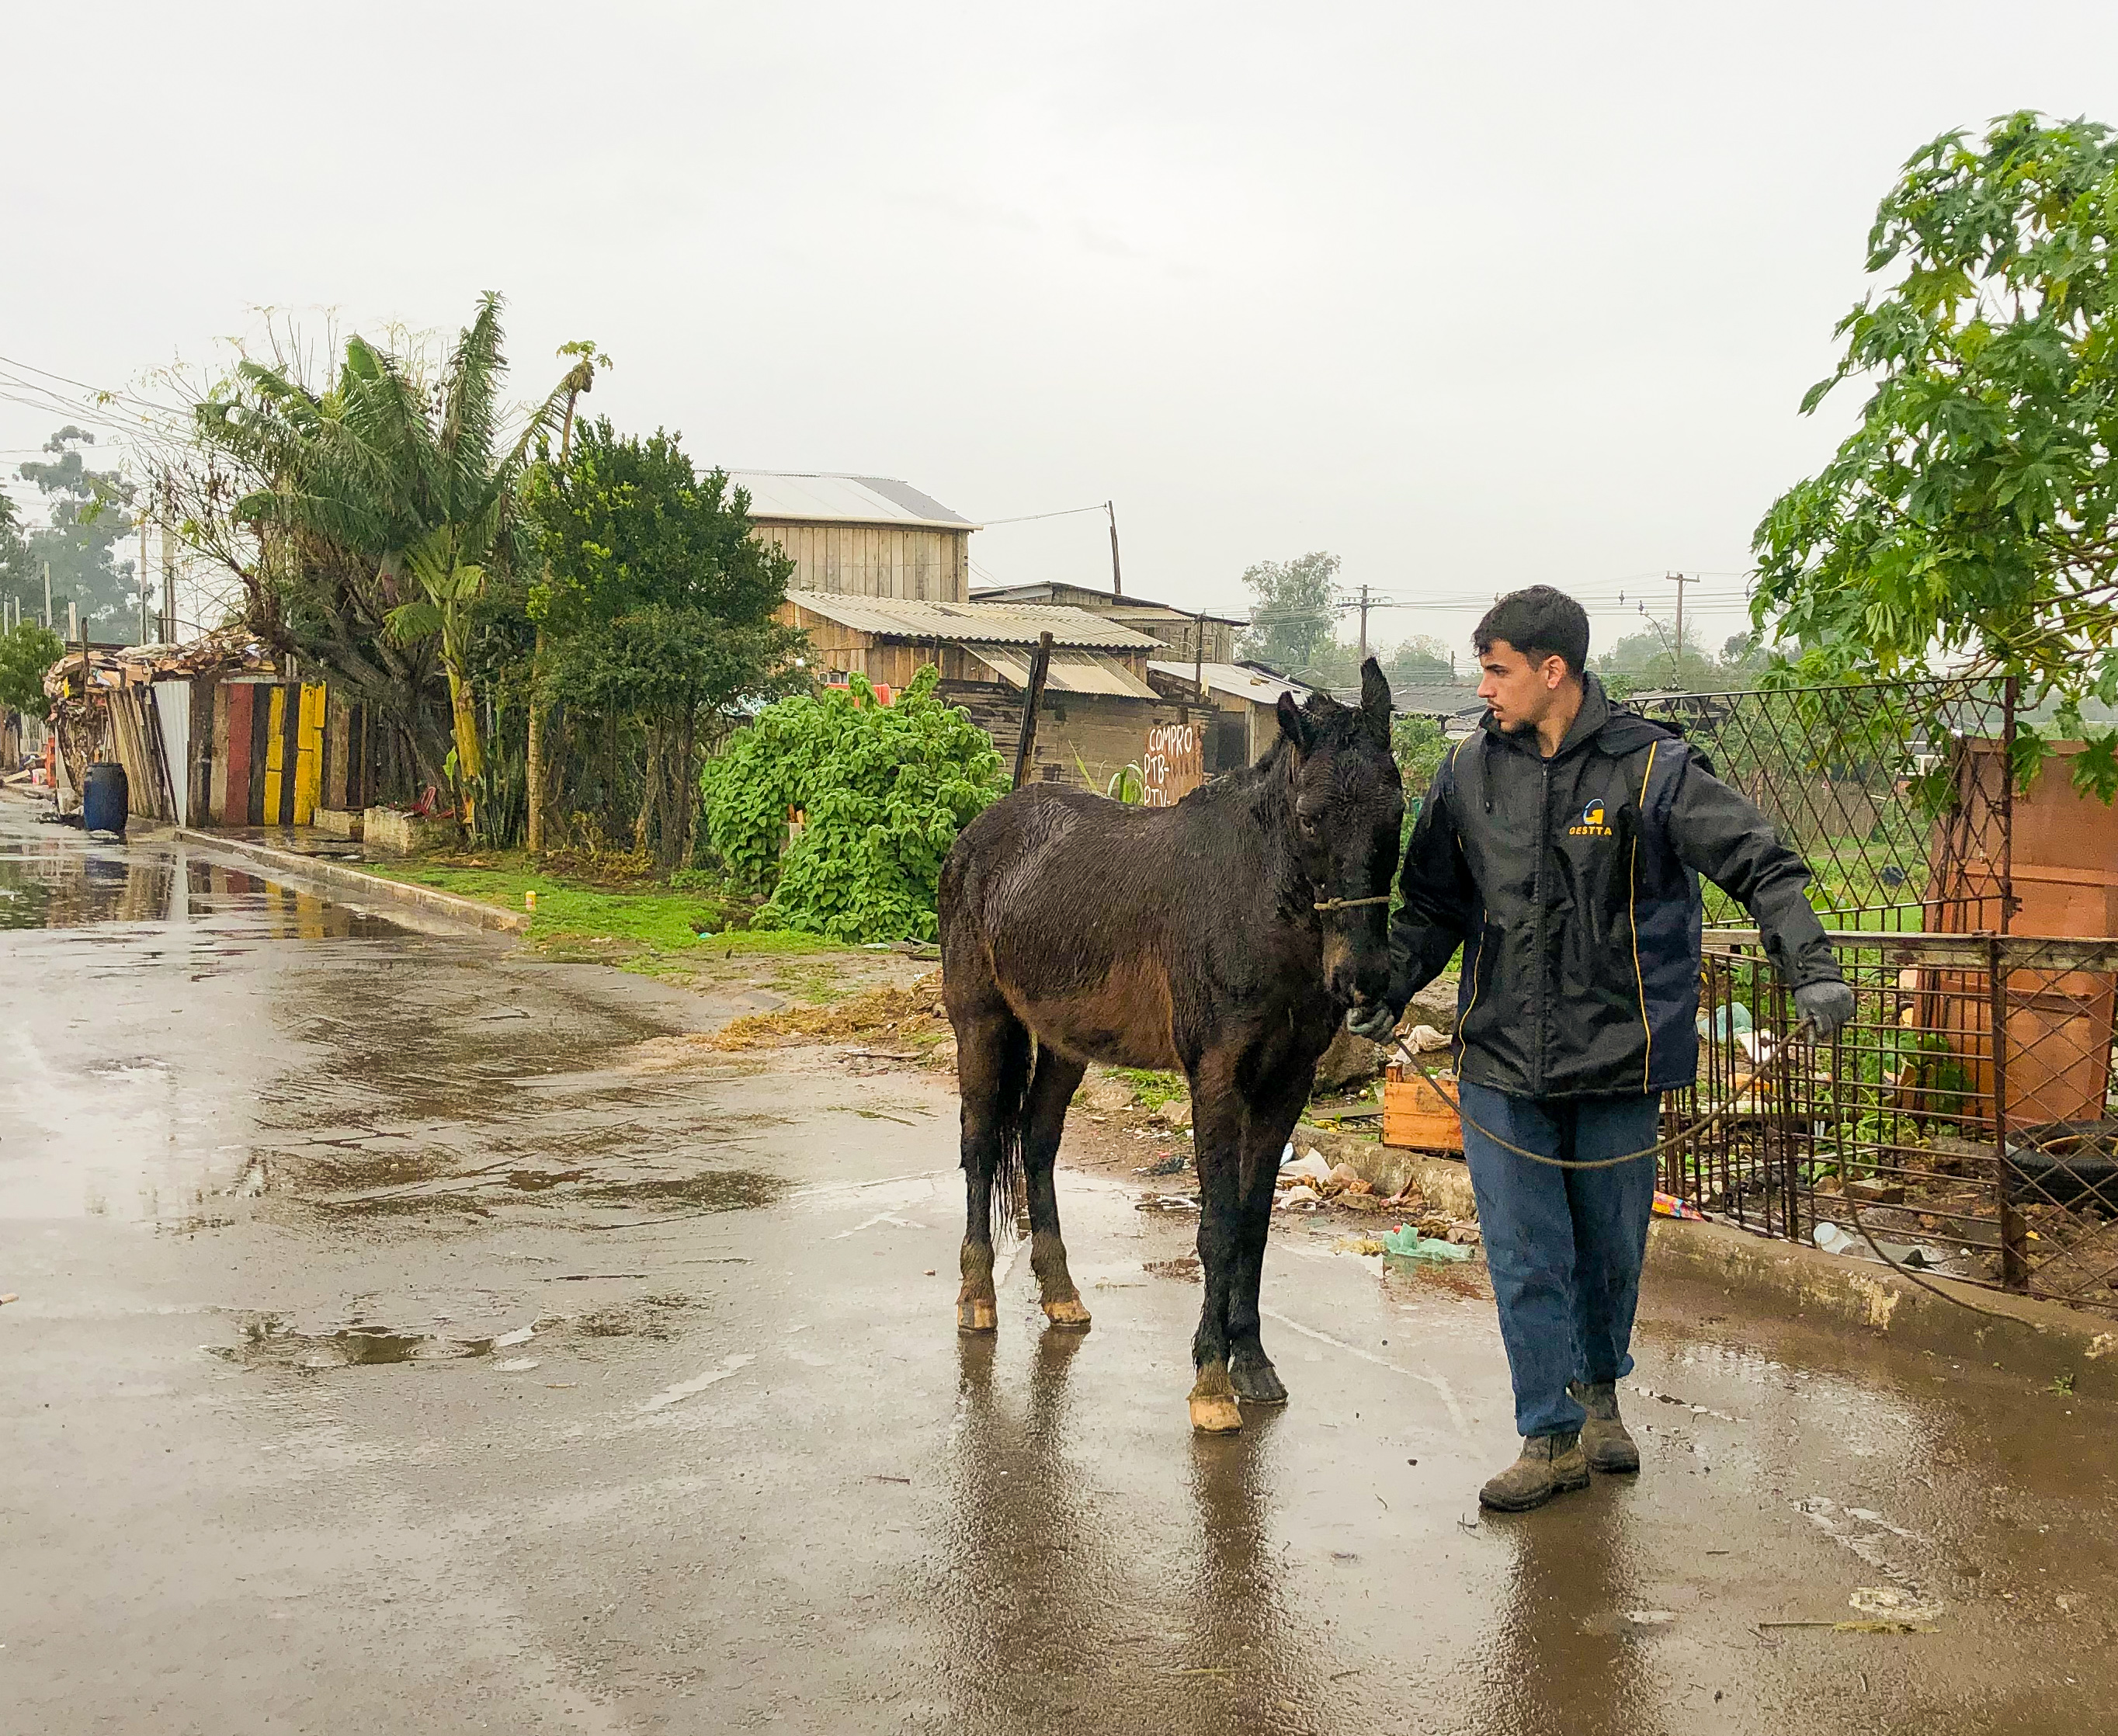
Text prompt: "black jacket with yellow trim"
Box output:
[[1387, 674, 1842, 1100]]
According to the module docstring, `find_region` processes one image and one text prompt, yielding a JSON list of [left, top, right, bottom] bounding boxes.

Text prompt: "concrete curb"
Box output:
[[1300, 1119, 2117, 1377], [172, 828, 530, 935]]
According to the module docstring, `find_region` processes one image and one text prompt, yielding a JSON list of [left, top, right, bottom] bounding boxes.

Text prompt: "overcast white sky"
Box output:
[[5, 2, 2117, 664]]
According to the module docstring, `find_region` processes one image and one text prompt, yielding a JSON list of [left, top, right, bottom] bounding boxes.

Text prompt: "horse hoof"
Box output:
[[1229, 1361, 1288, 1405], [1188, 1361, 1243, 1433], [957, 1297, 998, 1334], [1042, 1296, 1092, 1330]]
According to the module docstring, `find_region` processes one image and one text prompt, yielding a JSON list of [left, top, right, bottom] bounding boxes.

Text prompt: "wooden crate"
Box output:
[[1382, 1062, 1463, 1152]]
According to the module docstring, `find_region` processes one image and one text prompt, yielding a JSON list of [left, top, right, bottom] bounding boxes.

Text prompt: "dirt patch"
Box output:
[[706, 970, 950, 1055], [1144, 1256, 1202, 1283], [580, 1170, 788, 1212], [574, 1294, 697, 1340]]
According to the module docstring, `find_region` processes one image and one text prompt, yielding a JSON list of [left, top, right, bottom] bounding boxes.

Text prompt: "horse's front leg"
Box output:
[[1023, 1049, 1091, 1328], [1186, 1057, 1246, 1434], [1225, 1063, 1314, 1405]]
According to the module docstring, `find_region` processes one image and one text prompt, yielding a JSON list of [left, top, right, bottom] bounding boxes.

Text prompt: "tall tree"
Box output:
[[13, 429, 140, 630], [1752, 112, 2118, 797], [530, 419, 805, 871], [1235, 550, 1340, 674], [1381, 633, 1458, 688], [0, 494, 33, 616], [524, 340, 607, 856]]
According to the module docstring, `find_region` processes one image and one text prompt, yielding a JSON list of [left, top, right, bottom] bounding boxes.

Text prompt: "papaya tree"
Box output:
[[1753, 112, 2118, 798]]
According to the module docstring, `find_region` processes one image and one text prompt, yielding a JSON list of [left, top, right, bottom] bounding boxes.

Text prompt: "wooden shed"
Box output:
[[971, 580, 1246, 664], [1145, 658, 1315, 768], [730, 472, 977, 602], [775, 594, 1227, 793]]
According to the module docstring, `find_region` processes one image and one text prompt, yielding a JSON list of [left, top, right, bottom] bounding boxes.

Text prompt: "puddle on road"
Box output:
[[208, 1314, 502, 1370], [0, 814, 806, 1233], [210, 1291, 706, 1370], [0, 843, 405, 940]]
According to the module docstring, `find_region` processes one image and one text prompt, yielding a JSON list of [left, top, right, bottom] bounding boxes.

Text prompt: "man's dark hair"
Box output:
[[1474, 585, 1590, 678]]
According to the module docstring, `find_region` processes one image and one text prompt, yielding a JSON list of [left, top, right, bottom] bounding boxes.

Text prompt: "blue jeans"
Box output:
[[1457, 1082, 1662, 1438]]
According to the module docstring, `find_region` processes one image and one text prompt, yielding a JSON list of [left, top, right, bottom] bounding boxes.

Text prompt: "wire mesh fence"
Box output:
[[1632, 680, 2118, 1316]]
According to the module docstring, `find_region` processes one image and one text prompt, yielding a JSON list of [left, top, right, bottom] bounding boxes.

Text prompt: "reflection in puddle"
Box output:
[[0, 841, 401, 939]]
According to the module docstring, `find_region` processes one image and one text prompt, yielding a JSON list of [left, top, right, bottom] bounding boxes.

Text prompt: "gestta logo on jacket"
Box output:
[[1568, 799, 1615, 838]]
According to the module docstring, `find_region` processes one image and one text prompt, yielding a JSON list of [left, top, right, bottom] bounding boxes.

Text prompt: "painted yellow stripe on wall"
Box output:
[[262, 685, 287, 823], [1630, 742, 1658, 1090], [293, 683, 325, 825]]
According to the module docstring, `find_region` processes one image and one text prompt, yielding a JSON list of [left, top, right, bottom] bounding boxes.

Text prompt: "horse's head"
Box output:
[[1275, 658, 1405, 1012]]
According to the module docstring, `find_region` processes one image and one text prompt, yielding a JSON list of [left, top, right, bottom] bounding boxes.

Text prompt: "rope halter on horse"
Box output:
[[1312, 894, 1392, 913]]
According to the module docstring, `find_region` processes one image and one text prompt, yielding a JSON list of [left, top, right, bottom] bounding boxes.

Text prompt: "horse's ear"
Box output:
[[1360, 657, 1393, 745], [1276, 689, 1316, 754]]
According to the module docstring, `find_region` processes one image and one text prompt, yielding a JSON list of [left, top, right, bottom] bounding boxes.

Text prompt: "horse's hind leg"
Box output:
[[1022, 1049, 1091, 1328], [953, 995, 1031, 1335]]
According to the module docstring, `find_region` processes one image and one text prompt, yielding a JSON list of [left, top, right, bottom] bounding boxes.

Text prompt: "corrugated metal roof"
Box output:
[[967, 646, 1159, 700], [784, 595, 1161, 650], [727, 471, 977, 529], [1148, 660, 1313, 706], [972, 580, 1248, 627], [1392, 682, 1484, 719]]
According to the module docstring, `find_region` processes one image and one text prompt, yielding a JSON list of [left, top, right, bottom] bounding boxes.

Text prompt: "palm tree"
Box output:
[[196, 293, 574, 831]]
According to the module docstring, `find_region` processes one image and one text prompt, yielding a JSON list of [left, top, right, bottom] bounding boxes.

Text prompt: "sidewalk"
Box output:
[[170, 825, 530, 934]]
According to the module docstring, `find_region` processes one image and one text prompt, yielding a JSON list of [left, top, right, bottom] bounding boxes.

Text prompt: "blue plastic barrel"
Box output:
[[82, 761, 129, 835]]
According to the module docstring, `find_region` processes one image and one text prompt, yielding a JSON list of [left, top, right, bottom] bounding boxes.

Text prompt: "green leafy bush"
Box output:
[[0, 620, 64, 720], [698, 667, 1006, 941]]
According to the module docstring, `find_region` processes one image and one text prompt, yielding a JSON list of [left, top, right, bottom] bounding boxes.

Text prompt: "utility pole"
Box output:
[[1356, 582, 1371, 665], [42, 561, 51, 630], [139, 511, 150, 645], [1665, 571, 1695, 687], [1193, 608, 1207, 701], [161, 487, 178, 644], [1105, 502, 1123, 597]]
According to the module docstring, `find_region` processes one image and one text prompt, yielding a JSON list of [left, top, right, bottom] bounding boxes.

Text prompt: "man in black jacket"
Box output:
[[1349, 587, 1853, 1512]]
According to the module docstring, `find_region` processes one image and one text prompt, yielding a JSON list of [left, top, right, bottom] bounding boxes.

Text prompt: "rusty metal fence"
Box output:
[[1633, 681, 2118, 1316]]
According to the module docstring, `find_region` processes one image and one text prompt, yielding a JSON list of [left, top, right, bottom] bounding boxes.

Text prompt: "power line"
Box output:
[[978, 503, 1111, 526]]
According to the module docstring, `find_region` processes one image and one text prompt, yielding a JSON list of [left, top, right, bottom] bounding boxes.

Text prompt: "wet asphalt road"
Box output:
[[2, 803, 2116, 1736]]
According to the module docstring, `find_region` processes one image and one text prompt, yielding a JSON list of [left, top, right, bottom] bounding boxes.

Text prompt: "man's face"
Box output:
[[1477, 640, 1570, 734]]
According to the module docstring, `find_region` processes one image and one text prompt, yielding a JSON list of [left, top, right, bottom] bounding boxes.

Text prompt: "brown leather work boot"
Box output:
[[1478, 1431, 1590, 1512], [1568, 1380, 1641, 1474]]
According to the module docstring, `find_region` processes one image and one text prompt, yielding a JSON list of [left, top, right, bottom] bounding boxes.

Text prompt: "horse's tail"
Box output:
[[989, 1019, 1033, 1245]]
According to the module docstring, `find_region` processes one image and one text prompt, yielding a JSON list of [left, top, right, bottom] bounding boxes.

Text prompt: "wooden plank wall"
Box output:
[[755, 523, 968, 602], [207, 680, 327, 828], [938, 681, 1209, 793]]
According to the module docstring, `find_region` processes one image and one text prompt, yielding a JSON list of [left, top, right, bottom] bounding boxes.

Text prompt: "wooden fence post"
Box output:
[[1012, 632, 1054, 791]]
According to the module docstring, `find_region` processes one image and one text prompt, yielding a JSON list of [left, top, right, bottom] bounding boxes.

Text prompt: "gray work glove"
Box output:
[[1794, 980, 1856, 1041], [1345, 1001, 1403, 1044]]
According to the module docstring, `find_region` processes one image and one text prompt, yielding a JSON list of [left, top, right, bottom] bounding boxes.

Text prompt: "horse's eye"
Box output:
[[1298, 814, 1320, 838]]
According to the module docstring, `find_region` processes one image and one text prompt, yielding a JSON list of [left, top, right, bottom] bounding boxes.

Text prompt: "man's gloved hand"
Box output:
[[1345, 1001, 1403, 1044], [1794, 980, 1856, 1041]]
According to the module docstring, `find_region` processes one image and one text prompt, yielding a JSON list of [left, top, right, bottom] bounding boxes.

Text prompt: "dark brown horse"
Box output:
[[938, 661, 1403, 1432]]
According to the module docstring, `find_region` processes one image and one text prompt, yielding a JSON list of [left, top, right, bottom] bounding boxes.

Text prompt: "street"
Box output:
[[2, 801, 2113, 1736]]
